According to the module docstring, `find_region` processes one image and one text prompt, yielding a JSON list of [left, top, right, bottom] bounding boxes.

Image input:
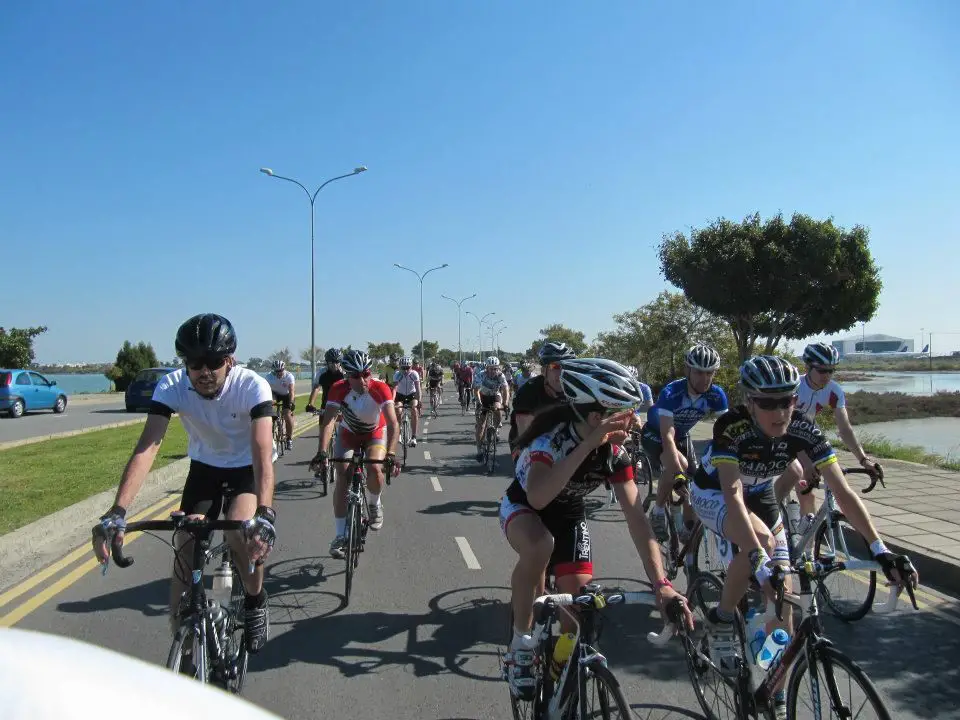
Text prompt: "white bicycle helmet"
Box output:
[[399, 356, 412, 368], [272, 360, 285, 372], [626, 365, 639, 378], [538, 341, 577, 364], [740, 356, 801, 397], [802, 342, 840, 368], [485, 356, 500, 367], [685, 344, 721, 371], [560, 358, 646, 409], [342, 349, 373, 375]]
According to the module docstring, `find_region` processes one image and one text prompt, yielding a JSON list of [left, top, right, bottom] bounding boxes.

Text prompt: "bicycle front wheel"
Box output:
[[579, 661, 632, 718], [787, 644, 891, 720], [166, 624, 206, 683], [344, 501, 360, 604], [813, 513, 876, 622]]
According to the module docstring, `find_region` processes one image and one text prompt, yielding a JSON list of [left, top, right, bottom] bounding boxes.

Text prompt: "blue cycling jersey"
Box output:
[[645, 378, 728, 438], [638, 382, 654, 406]]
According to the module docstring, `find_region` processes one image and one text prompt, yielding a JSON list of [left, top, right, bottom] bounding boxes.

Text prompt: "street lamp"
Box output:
[[259, 165, 368, 381], [466, 311, 495, 361], [394, 263, 449, 366], [441, 293, 476, 365], [491, 325, 507, 359]]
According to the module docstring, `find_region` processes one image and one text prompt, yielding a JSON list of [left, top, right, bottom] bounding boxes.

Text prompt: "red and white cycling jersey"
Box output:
[[796, 374, 846, 421], [326, 379, 394, 434]]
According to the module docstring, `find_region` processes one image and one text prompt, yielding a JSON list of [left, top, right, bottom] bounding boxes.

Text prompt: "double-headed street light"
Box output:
[[394, 263, 448, 366], [441, 293, 476, 365], [466, 311, 495, 361], [259, 165, 367, 380]]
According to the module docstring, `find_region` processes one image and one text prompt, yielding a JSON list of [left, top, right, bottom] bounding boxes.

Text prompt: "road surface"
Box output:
[[4, 387, 959, 719]]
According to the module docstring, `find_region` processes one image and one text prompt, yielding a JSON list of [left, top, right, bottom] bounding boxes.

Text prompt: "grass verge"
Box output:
[[815, 390, 960, 427], [0, 418, 188, 536], [831, 433, 960, 472]]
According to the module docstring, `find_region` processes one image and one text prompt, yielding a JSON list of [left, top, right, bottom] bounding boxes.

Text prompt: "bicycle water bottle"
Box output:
[[743, 609, 766, 664], [212, 557, 232, 593], [670, 505, 684, 534], [550, 633, 577, 681], [756, 629, 789, 671]]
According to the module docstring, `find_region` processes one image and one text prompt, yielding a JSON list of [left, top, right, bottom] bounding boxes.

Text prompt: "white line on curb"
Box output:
[[430, 476, 442, 492], [455, 537, 482, 569]]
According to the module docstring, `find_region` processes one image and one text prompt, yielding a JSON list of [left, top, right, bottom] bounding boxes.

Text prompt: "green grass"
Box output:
[[831, 433, 960, 472], [0, 419, 189, 536]]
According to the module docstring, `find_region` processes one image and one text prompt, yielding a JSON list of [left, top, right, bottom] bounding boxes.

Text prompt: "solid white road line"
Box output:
[[430, 476, 443, 492], [455, 537, 482, 570]]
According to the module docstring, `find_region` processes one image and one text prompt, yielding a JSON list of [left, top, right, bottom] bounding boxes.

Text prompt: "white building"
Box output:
[[831, 333, 913, 357]]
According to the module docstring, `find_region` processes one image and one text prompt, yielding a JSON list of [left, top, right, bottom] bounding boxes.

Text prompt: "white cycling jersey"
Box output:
[[796, 374, 846, 421], [393, 369, 421, 396], [265, 370, 296, 396], [473, 368, 508, 397]]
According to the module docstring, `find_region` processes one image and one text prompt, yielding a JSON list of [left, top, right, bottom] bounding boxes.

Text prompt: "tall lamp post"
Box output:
[[441, 293, 476, 365], [466, 311, 495, 361], [259, 165, 367, 380], [394, 263, 448, 366]]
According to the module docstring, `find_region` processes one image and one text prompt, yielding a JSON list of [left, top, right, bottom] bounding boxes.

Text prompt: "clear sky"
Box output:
[[4, 1, 959, 364]]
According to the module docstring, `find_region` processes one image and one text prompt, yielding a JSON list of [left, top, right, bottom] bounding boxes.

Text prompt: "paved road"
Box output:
[[6, 388, 960, 719], [0, 380, 313, 445]]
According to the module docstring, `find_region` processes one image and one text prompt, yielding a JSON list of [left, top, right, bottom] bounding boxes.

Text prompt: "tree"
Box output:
[[0, 326, 48, 368], [659, 212, 882, 363], [246, 357, 264, 371], [367, 342, 404, 362], [105, 341, 160, 392], [591, 292, 738, 390], [437, 348, 457, 366], [526, 323, 588, 360], [411, 340, 440, 362], [267, 347, 293, 367], [300, 346, 324, 365]]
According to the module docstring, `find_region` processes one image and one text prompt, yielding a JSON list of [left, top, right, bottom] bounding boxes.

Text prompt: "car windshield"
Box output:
[[135, 369, 170, 383]]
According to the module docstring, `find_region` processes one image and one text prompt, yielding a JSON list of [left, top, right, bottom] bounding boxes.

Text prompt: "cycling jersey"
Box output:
[[637, 382, 653, 405], [644, 379, 728, 439], [473, 368, 508, 397], [150, 367, 274, 468], [694, 405, 837, 494], [393, 369, 421, 396], [508, 375, 564, 451], [326, 379, 394, 435], [312, 367, 345, 408], [509, 422, 633, 521], [265, 370, 296, 396], [457, 366, 474, 386], [427, 366, 444, 387], [382, 365, 399, 388], [796, 374, 845, 421]]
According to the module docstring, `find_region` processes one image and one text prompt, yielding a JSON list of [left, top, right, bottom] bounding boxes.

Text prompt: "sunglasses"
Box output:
[[186, 355, 228, 372], [545, 362, 563, 370], [347, 370, 372, 379], [811, 366, 836, 374], [751, 395, 797, 411]]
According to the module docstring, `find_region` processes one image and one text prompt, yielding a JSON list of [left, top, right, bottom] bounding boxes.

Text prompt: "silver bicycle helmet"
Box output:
[[739, 356, 801, 397], [342, 349, 373, 375], [538, 341, 577, 364], [272, 360, 285, 372], [560, 358, 647, 409], [685, 344, 721, 371], [399, 356, 412, 368], [802, 342, 840, 368]]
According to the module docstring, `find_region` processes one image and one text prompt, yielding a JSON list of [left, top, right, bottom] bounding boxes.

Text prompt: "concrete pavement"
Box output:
[[1, 390, 959, 718]]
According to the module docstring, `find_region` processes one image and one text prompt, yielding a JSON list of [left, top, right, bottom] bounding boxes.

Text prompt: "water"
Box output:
[[841, 371, 960, 395], [40, 370, 314, 396], [843, 417, 960, 460]]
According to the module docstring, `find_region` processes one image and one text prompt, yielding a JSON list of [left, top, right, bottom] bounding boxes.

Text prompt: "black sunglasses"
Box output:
[[751, 395, 797, 411], [811, 366, 836, 374], [186, 355, 228, 372]]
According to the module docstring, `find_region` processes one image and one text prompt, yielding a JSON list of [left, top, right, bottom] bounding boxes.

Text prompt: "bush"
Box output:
[[105, 341, 160, 392]]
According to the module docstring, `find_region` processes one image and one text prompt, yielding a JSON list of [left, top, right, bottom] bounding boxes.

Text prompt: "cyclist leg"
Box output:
[[410, 395, 420, 443], [501, 499, 553, 637], [329, 425, 358, 557], [363, 429, 388, 530], [283, 394, 294, 445]]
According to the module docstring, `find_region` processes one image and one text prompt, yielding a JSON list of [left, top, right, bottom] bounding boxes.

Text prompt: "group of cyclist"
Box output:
[[89, 314, 919, 719]]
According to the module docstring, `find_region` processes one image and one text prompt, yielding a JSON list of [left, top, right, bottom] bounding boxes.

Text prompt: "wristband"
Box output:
[[869, 539, 890, 557], [652, 578, 673, 591]]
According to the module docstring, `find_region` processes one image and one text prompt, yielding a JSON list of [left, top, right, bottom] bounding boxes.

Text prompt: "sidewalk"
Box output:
[[688, 422, 960, 597]]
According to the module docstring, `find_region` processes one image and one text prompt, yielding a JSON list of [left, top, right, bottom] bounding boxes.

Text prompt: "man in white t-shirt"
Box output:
[[92, 314, 277, 656], [266, 360, 297, 450], [775, 341, 881, 524], [393, 355, 422, 447]]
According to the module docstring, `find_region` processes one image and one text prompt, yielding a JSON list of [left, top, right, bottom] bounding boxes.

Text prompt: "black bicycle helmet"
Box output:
[[538, 340, 577, 364], [325, 347, 343, 364], [342, 349, 373, 374], [175, 314, 237, 360], [739, 356, 801, 397], [802, 342, 840, 368]]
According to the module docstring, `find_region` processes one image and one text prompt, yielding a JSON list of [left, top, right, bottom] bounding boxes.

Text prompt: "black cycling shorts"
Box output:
[[640, 432, 692, 475], [499, 499, 593, 579], [180, 460, 256, 520], [395, 392, 417, 406], [272, 391, 292, 411]]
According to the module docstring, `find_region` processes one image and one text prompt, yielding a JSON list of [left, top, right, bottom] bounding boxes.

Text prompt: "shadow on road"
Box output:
[[92, 408, 137, 414], [418, 500, 499, 518], [57, 577, 169, 617], [629, 704, 703, 720]]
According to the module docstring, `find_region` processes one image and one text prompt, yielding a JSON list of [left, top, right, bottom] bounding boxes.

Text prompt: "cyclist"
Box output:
[[508, 341, 577, 461], [514, 361, 534, 391], [689, 355, 917, 717], [775, 342, 881, 531], [310, 350, 401, 558], [501, 358, 693, 699], [265, 360, 296, 451], [642, 344, 728, 542], [381, 354, 400, 389], [91, 313, 277, 654], [473, 356, 511, 462], [427, 358, 444, 407], [457, 361, 475, 408], [411, 357, 425, 384], [306, 348, 345, 415], [393, 355, 422, 447]]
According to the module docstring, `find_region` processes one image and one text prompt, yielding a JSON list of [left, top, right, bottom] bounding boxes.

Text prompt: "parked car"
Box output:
[[0, 369, 69, 418], [125, 367, 177, 412]]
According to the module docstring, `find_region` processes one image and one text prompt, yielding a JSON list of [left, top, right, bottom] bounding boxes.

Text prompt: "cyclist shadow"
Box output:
[[274, 478, 326, 500], [57, 577, 169, 617], [418, 500, 499, 518]]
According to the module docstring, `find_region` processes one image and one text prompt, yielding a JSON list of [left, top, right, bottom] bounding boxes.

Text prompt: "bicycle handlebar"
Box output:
[[799, 466, 885, 496], [110, 516, 249, 569]]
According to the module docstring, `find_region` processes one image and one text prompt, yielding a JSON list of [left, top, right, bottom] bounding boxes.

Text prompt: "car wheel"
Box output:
[[126, 405, 136, 412], [9, 399, 24, 418], [54, 395, 67, 413]]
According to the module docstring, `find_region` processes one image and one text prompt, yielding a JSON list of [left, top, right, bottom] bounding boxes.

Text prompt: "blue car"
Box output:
[[0, 369, 69, 418], [125, 367, 177, 412]]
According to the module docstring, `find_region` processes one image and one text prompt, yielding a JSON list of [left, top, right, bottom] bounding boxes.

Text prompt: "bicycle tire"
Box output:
[[344, 500, 359, 604], [485, 425, 497, 475], [228, 565, 249, 694], [273, 419, 284, 458], [166, 624, 206, 683], [402, 416, 410, 468], [786, 644, 892, 720], [813, 513, 876, 622], [579, 660, 632, 718], [689, 524, 728, 581], [506, 609, 548, 720]]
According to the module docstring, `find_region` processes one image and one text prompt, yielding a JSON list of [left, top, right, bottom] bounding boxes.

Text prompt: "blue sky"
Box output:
[[4, 1, 959, 364]]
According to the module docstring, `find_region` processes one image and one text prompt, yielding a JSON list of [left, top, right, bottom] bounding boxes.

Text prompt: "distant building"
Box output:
[[831, 333, 913, 357]]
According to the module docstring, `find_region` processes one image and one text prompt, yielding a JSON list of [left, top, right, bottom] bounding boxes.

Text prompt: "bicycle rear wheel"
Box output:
[[579, 661, 632, 718], [344, 500, 360, 604], [401, 415, 410, 467], [273, 419, 285, 458], [813, 513, 876, 622], [787, 644, 891, 720]]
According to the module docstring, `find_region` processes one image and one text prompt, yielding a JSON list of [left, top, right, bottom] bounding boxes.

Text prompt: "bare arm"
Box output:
[[524, 443, 600, 510], [717, 462, 765, 553], [659, 414, 683, 469], [834, 408, 869, 463], [317, 404, 339, 452], [250, 416, 275, 507], [382, 402, 400, 455], [114, 414, 170, 509], [615, 479, 667, 582], [516, 413, 534, 437]]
